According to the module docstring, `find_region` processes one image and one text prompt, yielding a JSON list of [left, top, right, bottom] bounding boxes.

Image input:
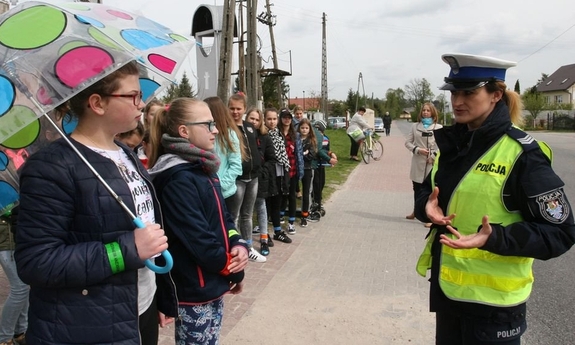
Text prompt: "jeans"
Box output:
[[225, 178, 258, 247], [0, 250, 29, 342], [254, 198, 268, 237]]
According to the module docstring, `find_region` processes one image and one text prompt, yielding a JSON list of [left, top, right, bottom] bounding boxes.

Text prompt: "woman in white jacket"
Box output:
[[404, 103, 442, 224], [346, 106, 371, 161]]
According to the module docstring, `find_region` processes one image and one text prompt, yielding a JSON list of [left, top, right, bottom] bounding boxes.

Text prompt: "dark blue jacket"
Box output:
[[150, 158, 247, 313], [15, 137, 164, 345], [255, 132, 278, 198]]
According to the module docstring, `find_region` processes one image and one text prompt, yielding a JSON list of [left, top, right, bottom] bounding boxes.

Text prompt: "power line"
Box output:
[[518, 23, 575, 63]]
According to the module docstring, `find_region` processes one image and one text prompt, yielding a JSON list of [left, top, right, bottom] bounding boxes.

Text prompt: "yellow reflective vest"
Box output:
[[416, 133, 551, 307]]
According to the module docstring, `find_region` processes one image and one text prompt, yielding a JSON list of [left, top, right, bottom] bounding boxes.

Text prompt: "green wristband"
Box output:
[[105, 242, 125, 274]]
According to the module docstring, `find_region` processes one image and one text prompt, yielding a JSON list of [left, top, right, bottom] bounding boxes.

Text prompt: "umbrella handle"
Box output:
[[133, 218, 173, 274]]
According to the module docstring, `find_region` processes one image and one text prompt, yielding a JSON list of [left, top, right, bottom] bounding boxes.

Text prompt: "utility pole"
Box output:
[[238, 1, 246, 94], [217, 0, 236, 104], [356, 72, 365, 111], [264, 0, 282, 107], [320, 12, 328, 115], [246, 0, 259, 108]]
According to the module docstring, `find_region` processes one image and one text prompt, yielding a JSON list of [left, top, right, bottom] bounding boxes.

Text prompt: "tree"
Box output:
[[345, 88, 367, 113], [305, 90, 321, 112], [434, 93, 450, 124], [522, 91, 546, 127], [514, 80, 520, 94], [527, 73, 549, 94], [161, 72, 196, 103], [383, 88, 407, 118], [405, 78, 434, 119], [329, 100, 346, 117], [261, 75, 289, 109]]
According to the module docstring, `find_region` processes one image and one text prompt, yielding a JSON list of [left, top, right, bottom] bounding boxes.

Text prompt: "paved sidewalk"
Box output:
[[1, 121, 436, 344], [218, 123, 435, 344]]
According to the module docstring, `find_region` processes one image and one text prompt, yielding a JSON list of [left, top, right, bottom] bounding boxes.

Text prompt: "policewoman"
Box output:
[[415, 53, 575, 345]]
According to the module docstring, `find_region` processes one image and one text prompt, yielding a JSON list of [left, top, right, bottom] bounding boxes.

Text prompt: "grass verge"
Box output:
[[321, 128, 361, 202]]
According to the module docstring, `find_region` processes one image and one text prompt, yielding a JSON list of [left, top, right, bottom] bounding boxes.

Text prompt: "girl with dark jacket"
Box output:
[[147, 98, 248, 345], [246, 108, 278, 256], [297, 118, 318, 227], [278, 108, 304, 235], [16, 61, 169, 345]]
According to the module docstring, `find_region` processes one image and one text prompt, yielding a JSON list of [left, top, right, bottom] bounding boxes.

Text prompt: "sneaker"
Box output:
[[267, 236, 274, 247], [252, 226, 260, 234], [308, 212, 321, 222], [287, 223, 296, 235], [280, 217, 286, 224], [248, 248, 267, 263], [260, 241, 270, 256], [273, 230, 292, 243], [300, 218, 308, 227]]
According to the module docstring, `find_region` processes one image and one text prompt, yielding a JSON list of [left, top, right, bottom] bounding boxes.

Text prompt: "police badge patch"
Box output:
[[537, 189, 570, 224]]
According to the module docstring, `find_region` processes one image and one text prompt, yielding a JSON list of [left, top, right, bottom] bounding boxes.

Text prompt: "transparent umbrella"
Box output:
[[0, 1, 194, 273]]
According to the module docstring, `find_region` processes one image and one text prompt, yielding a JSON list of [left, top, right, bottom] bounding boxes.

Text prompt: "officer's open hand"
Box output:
[[425, 187, 455, 226], [440, 215, 493, 249]]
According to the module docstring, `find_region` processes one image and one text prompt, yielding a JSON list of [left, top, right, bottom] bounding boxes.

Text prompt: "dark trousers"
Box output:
[[436, 311, 524, 345], [301, 169, 314, 215], [312, 167, 325, 205], [348, 135, 360, 156], [385, 127, 390, 136], [139, 296, 159, 345], [281, 175, 298, 221], [267, 193, 283, 230]]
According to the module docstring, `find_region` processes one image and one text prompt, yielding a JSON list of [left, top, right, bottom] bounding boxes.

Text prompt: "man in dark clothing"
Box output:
[[382, 112, 392, 136]]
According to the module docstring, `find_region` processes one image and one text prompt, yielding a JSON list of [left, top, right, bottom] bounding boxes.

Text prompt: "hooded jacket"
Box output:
[[149, 154, 248, 313]]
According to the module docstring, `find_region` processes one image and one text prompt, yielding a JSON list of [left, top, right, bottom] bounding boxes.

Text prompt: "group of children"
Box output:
[[116, 98, 338, 264], [35, 83, 337, 344]]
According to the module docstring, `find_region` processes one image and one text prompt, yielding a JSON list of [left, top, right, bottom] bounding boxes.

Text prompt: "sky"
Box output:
[[14, 0, 575, 101]]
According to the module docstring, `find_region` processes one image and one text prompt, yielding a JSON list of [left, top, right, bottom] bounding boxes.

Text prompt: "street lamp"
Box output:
[[303, 91, 305, 111]]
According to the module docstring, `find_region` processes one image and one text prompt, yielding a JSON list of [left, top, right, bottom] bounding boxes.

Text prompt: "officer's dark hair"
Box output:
[[358, 106, 366, 112]]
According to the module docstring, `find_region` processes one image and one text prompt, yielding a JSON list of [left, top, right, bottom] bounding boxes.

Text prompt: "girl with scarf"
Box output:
[[264, 108, 293, 244], [147, 98, 248, 345], [404, 102, 442, 227]]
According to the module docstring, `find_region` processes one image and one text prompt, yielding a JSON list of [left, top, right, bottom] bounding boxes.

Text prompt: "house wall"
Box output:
[[541, 89, 574, 105]]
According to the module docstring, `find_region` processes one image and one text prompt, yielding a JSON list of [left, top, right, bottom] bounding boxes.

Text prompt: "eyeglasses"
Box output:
[[102, 91, 143, 106], [183, 121, 217, 132]]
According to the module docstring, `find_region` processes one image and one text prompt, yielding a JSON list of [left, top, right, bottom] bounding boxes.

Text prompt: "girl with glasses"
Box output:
[[15, 60, 170, 345], [147, 98, 248, 345]]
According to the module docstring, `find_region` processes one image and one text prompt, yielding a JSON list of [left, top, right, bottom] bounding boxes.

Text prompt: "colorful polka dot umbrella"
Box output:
[[0, 1, 193, 216], [0, 2, 193, 273]]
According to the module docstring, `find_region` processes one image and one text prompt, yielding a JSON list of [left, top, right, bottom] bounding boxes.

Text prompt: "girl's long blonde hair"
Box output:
[[205, 96, 248, 161]]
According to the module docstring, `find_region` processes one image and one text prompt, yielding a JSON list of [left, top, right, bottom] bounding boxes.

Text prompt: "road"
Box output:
[[396, 120, 575, 345]]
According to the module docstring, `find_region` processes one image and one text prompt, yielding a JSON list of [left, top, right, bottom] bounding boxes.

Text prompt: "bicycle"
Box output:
[[359, 129, 383, 164]]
